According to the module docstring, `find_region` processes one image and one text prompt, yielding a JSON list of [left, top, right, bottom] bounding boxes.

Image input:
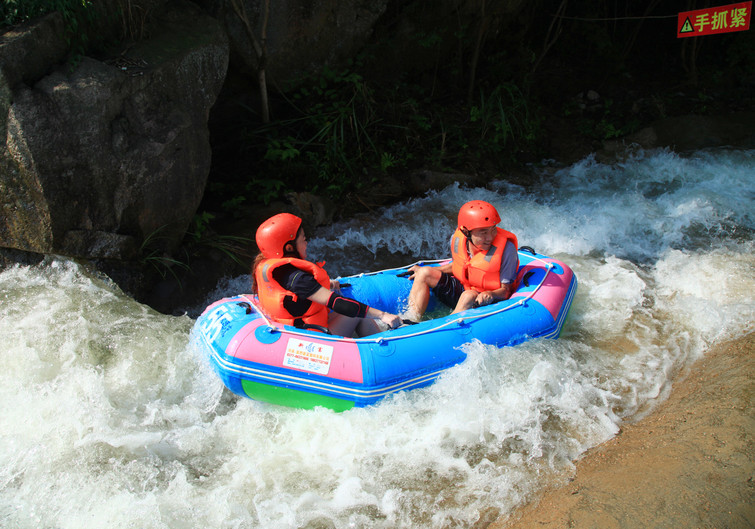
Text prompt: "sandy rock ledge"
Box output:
[[492, 332, 755, 529]]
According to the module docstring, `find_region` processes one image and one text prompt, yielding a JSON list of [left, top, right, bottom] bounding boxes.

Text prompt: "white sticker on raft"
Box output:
[[283, 338, 334, 375]]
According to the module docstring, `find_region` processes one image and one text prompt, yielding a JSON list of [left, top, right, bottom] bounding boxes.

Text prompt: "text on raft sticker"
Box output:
[[678, 2, 751, 37], [283, 338, 334, 375]]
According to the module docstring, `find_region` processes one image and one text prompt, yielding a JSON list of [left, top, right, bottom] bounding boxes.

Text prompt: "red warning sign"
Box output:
[[678, 2, 751, 37]]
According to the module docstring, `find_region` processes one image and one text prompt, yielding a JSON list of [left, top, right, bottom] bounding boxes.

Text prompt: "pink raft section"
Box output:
[[224, 318, 365, 384], [511, 258, 575, 321]]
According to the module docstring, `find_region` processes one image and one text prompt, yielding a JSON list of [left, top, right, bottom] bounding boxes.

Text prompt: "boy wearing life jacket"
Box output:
[[405, 200, 519, 320], [252, 213, 402, 336]]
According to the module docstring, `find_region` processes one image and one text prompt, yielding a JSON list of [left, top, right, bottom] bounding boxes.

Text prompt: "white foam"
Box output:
[[1, 148, 753, 528]]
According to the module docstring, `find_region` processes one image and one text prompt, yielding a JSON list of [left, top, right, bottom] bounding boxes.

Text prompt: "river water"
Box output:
[[1, 148, 753, 528]]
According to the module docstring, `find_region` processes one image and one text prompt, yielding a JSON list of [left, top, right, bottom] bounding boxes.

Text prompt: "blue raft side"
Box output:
[[344, 253, 578, 391], [197, 299, 563, 408], [350, 298, 562, 405], [196, 296, 471, 406], [343, 257, 573, 394], [195, 252, 577, 408], [338, 255, 567, 339], [194, 298, 436, 406]]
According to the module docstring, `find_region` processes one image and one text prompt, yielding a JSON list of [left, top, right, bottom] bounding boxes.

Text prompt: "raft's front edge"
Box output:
[[195, 254, 578, 411], [196, 298, 451, 411]]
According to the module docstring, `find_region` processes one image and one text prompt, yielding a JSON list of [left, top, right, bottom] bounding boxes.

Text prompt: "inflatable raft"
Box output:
[[193, 249, 577, 411]]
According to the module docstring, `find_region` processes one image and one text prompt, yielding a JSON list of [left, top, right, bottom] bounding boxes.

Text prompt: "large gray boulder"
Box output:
[[0, 0, 229, 260]]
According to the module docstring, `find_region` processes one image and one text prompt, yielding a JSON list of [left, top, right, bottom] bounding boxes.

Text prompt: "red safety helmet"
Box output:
[[255, 213, 302, 258], [458, 200, 501, 231]]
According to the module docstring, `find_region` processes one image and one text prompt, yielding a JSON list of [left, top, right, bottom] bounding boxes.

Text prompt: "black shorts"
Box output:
[[432, 272, 465, 308]]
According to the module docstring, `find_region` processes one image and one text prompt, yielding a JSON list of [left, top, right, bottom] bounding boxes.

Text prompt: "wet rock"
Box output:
[[407, 169, 487, 194], [285, 191, 336, 227], [600, 112, 755, 160]]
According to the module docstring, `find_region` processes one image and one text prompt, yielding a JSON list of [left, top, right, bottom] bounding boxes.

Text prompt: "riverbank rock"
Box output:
[[0, 0, 228, 261], [600, 111, 755, 159], [494, 332, 755, 529], [0, 12, 68, 91]]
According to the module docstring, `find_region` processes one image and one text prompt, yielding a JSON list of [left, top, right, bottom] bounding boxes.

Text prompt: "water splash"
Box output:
[[1, 148, 753, 528]]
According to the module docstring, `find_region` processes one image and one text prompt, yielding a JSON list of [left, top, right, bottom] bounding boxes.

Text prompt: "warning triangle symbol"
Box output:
[[680, 17, 694, 34]]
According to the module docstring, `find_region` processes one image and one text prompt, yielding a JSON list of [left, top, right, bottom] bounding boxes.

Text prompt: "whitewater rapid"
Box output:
[[1, 148, 752, 528]]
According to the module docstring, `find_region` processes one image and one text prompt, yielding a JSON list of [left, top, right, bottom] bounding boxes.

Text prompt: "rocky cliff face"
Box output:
[[0, 0, 228, 261], [202, 0, 390, 88], [2, 0, 751, 314]]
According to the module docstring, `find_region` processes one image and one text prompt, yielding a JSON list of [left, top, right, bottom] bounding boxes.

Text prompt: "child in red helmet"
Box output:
[[405, 200, 519, 321], [252, 213, 402, 336]]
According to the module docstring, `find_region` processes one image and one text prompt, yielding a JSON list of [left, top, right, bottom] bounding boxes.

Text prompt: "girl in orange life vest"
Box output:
[[252, 213, 402, 336], [404, 200, 519, 321]]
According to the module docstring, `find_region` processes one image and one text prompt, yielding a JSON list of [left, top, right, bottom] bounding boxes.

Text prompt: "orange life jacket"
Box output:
[[254, 258, 330, 327], [450, 227, 518, 291]]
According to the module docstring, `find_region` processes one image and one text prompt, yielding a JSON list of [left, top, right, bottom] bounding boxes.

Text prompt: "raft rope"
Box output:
[[240, 294, 274, 327], [241, 252, 556, 345]]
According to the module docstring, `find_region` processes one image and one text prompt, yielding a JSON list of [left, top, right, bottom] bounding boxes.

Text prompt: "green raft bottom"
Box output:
[[241, 379, 356, 412]]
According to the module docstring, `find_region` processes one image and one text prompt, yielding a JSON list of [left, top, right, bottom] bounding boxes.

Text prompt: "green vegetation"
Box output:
[[207, 63, 544, 216], [186, 212, 252, 268], [469, 83, 540, 157], [139, 217, 252, 286], [138, 225, 191, 283], [1, 0, 75, 27], [1, 0, 146, 57], [2, 0, 103, 56], [245, 66, 400, 197], [219, 0, 750, 213], [7, 0, 752, 223]]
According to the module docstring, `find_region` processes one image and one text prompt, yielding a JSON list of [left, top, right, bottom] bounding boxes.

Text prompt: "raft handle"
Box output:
[[519, 246, 536, 255], [522, 270, 536, 287], [295, 323, 332, 335]]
